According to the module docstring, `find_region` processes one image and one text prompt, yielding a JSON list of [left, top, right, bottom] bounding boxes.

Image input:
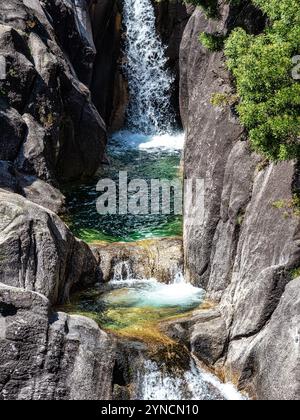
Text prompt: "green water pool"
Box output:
[[63, 131, 184, 243]]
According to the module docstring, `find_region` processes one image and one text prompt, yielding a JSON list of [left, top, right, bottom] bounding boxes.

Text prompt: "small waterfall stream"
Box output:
[[123, 0, 175, 134]]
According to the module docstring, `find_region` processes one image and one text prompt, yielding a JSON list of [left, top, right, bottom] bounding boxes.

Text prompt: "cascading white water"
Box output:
[[137, 358, 246, 401], [112, 261, 132, 282], [122, 0, 175, 134]]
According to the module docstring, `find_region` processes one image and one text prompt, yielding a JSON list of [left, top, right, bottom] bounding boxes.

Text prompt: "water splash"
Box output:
[[122, 0, 175, 134], [111, 131, 184, 153], [137, 358, 246, 401]]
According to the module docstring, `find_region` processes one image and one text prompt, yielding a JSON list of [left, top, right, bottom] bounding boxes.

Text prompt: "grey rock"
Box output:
[[0, 283, 115, 400], [0, 0, 107, 191], [0, 100, 27, 162], [207, 142, 259, 301], [0, 160, 65, 213], [191, 309, 228, 366], [17, 174, 66, 214], [92, 237, 183, 283], [90, 0, 123, 127], [0, 190, 100, 305], [221, 162, 300, 339], [0, 161, 18, 191], [224, 279, 300, 400], [154, 0, 194, 123], [181, 5, 244, 288]]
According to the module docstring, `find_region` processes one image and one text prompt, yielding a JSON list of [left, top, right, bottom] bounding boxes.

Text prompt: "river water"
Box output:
[[63, 0, 245, 401]]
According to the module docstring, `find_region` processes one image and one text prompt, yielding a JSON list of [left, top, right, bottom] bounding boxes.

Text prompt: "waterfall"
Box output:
[[122, 0, 175, 134], [112, 261, 132, 282]]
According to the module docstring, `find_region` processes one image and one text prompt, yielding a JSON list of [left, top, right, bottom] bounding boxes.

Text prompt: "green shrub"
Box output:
[[199, 32, 225, 51], [224, 0, 300, 161]]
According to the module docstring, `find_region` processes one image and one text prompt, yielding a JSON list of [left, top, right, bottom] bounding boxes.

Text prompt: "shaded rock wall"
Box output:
[[154, 0, 194, 124], [0, 0, 107, 213], [180, 0, 300, 400], [90, 0, 125, 130]]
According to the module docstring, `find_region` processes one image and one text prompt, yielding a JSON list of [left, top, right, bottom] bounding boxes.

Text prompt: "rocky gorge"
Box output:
[[0, 0, 299, 401]]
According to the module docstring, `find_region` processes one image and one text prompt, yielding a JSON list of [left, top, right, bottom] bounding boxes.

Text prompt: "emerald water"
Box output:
[[64, 131, 184, 243], [61, 275, 245, 401], [63, 276, 205, 336]]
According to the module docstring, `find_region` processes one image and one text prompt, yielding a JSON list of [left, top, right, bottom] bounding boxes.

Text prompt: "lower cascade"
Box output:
[[63, 271, 245, 400], [62, 0, 246, 401], [137, 358, 245, 401]]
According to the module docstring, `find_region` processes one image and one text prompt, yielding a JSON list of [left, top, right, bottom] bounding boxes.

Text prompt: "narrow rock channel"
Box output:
[[61, 0, 245, 401]]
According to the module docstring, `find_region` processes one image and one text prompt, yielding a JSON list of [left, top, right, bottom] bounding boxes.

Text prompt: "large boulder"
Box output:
[[0, 190, 100, 305], [0, 283, 115, 400]]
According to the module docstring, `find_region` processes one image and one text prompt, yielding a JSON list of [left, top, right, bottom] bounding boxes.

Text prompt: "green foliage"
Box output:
[[211, 92, 239, 107], [290, 267, 300, 280], [224, 0, 300, 161], [272, 194, 300, 218], [199, 32, 225, 51]]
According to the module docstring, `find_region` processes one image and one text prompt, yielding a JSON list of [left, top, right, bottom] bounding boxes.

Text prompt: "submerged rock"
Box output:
[[92, 237, 183, 283]]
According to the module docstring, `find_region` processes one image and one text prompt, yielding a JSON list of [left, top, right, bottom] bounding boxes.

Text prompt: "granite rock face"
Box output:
[[180, 1, 300, 400], [0, 190, 100, 305], [0, 283, 115, 400], [0, 0, 107, 212], [92, 237, 183, 283]]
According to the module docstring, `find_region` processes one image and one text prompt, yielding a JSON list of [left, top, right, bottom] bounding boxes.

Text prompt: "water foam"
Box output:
[[138, 358, 246, 400], [109, 273, 204, 309], [111, 131, 184, 153]]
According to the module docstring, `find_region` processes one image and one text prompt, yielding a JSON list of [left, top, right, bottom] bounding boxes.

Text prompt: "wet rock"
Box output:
[[190, 309, 227, 366], [0, 283, 115, 400], [162, 307, 228, 365], [0, 190, 100, 305], [92, 237, 183, 283]]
